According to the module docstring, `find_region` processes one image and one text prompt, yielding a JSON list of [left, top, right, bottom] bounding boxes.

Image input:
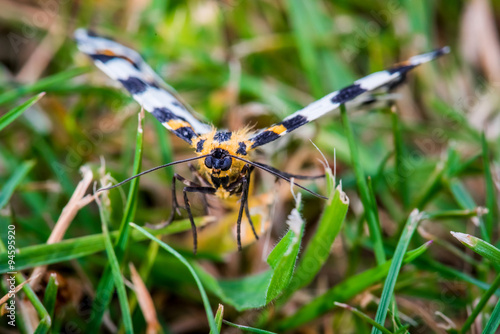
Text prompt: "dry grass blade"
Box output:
[[0, 274, 39, 307], [29, 166, 95, 288], [129, 262, 160, 334]]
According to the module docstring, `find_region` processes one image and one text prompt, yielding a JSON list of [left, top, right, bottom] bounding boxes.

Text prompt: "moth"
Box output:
[[75, 29, 448, 253]]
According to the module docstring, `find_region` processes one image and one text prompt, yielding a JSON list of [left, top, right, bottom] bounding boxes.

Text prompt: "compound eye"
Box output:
[[220, 157, 232, 171], [204, 156, 213, 169]]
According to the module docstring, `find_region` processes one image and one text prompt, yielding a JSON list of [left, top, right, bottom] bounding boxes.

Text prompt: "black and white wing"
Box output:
[[74, 29, 212, 145], [248, 47, 450, 149]]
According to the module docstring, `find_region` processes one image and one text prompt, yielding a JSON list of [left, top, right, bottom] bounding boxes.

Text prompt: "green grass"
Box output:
[[1, 1, 499, 333]]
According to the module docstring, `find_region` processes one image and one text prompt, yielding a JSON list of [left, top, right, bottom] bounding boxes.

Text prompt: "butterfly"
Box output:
[[75, 28, 449, 253]]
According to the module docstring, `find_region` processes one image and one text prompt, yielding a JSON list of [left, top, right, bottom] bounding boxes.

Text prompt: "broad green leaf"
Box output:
[[282, 171, 349, 300]]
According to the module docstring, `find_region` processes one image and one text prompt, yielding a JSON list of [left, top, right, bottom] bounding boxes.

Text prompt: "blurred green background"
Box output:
[[1, 0, 500, 333]]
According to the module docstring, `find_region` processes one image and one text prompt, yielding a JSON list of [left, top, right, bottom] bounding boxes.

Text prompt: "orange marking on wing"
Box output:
[[167, 119, 191, 130], [267, 124, 287, 135], [100, 49, 116, 56]]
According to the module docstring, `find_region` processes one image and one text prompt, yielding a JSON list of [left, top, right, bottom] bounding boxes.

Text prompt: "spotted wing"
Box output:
[[74, 29, 212, 145], [248, 47, 450, 149]]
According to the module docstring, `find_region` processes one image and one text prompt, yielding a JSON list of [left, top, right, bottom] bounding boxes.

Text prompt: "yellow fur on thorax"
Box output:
[[191, 128, 253, 198]]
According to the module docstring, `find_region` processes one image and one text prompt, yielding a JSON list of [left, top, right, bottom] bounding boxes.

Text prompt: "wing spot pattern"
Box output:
[[281, 115, 308, 132], [330, 84, 366, 104], [213, 131, 232, 142], [118, 77, 148, 94], [196, 139, 206, 152], [236, 142, 247, 155], [152, 107, 185, 123]]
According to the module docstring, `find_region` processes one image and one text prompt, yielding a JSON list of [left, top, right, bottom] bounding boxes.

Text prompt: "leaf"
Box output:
[[88, 110, 144, 331], [0, 217, 211, 274], [131, 223, 219, 334], [372, 209, 423, 334], [0, 92, 45, 132], [281, 171, 349, 300], [0, 160, 36, 210], [222, 320, 277, 334], [276, 242, 431, 331], [210, 304, 224, 334], [98, 197, 133, 333], [43, 273, 58, 324], [450, 232, 500, 265]]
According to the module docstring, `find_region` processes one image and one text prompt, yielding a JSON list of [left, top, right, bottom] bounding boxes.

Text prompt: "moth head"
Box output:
[[205, 148, 232, 173]]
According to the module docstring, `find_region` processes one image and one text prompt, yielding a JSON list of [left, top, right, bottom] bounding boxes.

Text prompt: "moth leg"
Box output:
[[188, 163, 212, 214], [236, 168, 259, 251], [183, 186, 216, 254], [242, 168, 259, 242], [146, 173, 201, 230]]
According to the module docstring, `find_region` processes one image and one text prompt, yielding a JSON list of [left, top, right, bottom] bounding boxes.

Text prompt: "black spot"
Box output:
[[281, 115, 308, 132], [196, 139, 206, 153], [251, 131, 280, 148], [236, 142, 247, 155], [91, 54, 141, 70], [175, 127, 197, 144], [172, 101, 187, 110], [152, 107, 184, 123], [331, 84, 366, 104], [86, 30, 100, 37], [387, 64, 415, 75], [118, 77, 148, 94], [213, 131, 232, 142], [90, 54, 115, 63]]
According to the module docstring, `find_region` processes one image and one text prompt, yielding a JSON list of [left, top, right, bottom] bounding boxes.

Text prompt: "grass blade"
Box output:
[[391, 108, 409, 209], [460, 273, 500, 333], [0, 67, 88, 106], [0, 217, 212, 273], [340, 103, 385, 264], [0, 160, 35, 210], [0, 92, 45, 132], [276, 242, 431, 331], [482, 133, 496, 240], [335, 303, 394, 334], [450, 232, 500, 265], [130, 222, 218, 333], [483, 299, 500, 334], [223, 320, 277, 334], [372, 209, 423, 334], [88, 110, 144, 331], [43, 273, 59, 324], [210, 304, 224, 334], [98, 197, 133, 333], [15, 273, 51, 334]]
